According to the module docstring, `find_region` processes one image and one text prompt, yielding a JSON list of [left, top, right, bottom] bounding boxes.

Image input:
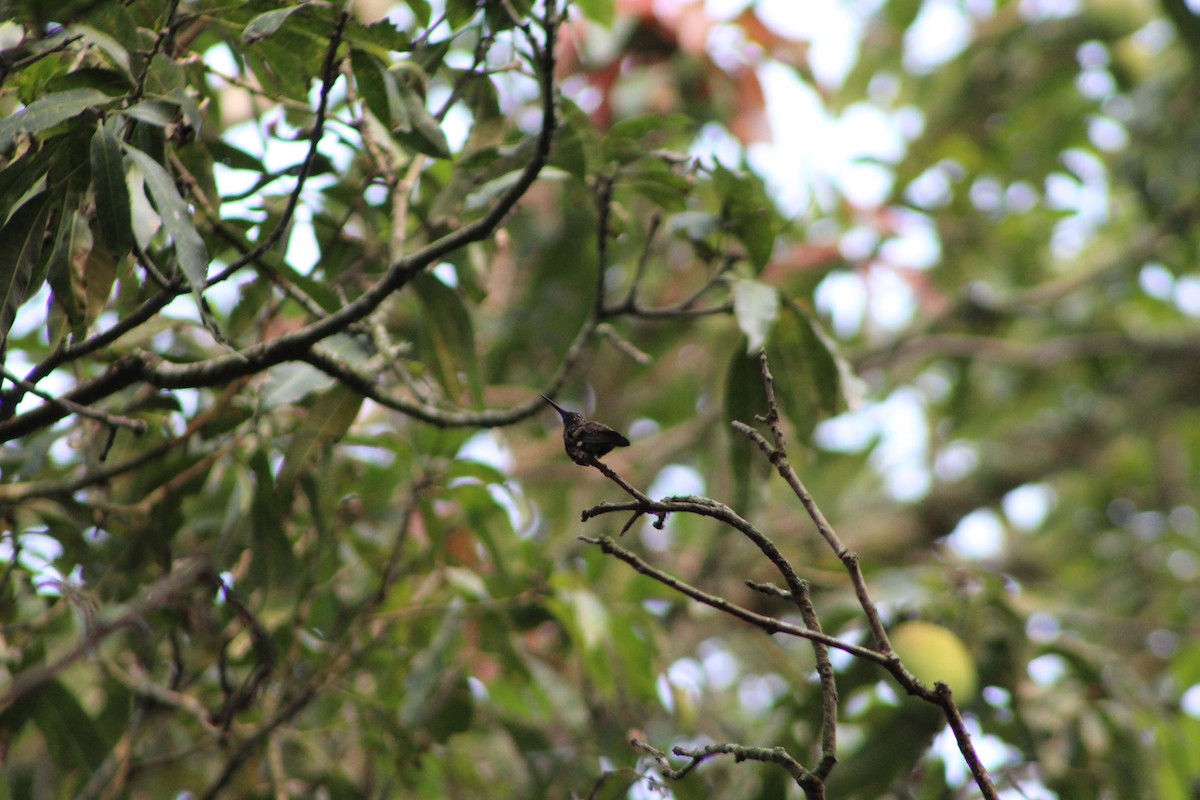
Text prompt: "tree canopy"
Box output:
[[1, 0, 1199, 798]]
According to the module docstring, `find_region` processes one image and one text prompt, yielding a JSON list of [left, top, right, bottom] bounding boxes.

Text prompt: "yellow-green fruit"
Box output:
[[889, 621, 979, 702]]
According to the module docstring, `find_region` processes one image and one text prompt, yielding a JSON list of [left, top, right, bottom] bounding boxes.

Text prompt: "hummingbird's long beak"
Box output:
[[540, 394, 567, 417]]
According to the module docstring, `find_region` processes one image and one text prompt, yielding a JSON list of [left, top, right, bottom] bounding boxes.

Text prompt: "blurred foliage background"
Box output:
[[0, 0, 1198, 797]]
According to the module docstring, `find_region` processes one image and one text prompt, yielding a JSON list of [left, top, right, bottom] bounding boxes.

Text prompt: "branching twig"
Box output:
[[733, 349, 999, 799], [0, 367, 147, 436], [583, 349, 1001, 799], [577, 535, 886, 666], [632, 738, 820, 794], [0, 378, 250, 503]]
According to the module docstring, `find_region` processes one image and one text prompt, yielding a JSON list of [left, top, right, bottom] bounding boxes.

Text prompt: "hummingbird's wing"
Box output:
[[576, 424, 630, 448]]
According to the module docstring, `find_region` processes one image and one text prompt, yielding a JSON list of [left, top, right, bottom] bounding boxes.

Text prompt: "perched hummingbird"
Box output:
[[541, 395, 630, 465]]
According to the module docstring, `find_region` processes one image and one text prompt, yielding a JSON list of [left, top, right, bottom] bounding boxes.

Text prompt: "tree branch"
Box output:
[[734, 349, 999, 800], [0, 5, 562, 443], [631, 737, 822, 796], [577, 534, 887, 666]]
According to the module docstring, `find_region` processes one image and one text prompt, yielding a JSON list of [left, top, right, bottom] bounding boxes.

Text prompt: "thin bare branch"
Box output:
[[0, 367, 147, 435], [732, 349, 1000, 799], [578, 534, 887, 666]]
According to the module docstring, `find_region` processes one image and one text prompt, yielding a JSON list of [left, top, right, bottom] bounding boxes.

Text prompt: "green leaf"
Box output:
[[70, 24, 133, 78], [602, 114, 692, 165], [0, 192, 53, 347], [713, 163, 776, 272], [249, 449, 297, 592], [732, 278, 779, 353], [0, 88, 111, 151], [623, 157, 691, 210], [762, 302, 858, 441], [46, 208, 93, 340], [206, 139, 266, 174], [244, 36, 315, 102], [484, 0, 534, 31], [277, 384, 364, 503], [120, 99, 175, 128], [262, 362, 335, 408], [562, 587, 610, 651], [465, 169, 531, 211], [551, 98, 598, 181], [399, 610, 466, 728], [345, 17, 413, 55], [574, 0, 616, 26], [446, 459, 508, 486], [124, 145, 210, 295], [724, 345, 769, 510], [392, 77, 451, 159], [44, 66, 132, 96], [81, 241, 117, 329], [445, 0, 479, 29], [884, 0, 925, 31], [0, 143, 58, 223], [350, 48, 391, 130], [242, 6, 305, 44], [413, 271, 482, 403], [89, 123, 133, 254], [142, 57, 186, 96], [461, 74, 504, 154], [11, 679, 108, 772]]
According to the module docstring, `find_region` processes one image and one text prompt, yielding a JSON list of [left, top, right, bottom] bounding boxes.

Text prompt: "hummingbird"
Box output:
[[541, 395, 630, 465]]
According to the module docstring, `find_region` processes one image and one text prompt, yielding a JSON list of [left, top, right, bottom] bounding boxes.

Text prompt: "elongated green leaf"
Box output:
[[70, 25, 133, 77], [249, 450, 297, 592], [89, 124, 132, 254], [350, 49, 390, 130], [121, 99, 176, 128], [550, 98, 597, 181], [82, 241, 118, 329], [763, 304, 820, 442], [124, 145, 209, 294], [465, 169, 527, 211], [0, 144, 56, 223], [393, 79, 451, 159], [724, 344, 769, 510], [383, 66, 412, 133], [44, 66, 131, 96], [413, 271, 482, 403], [0, 193, 53, 346], [762, 302, 859, 442], [46, 209, 93, 340], [714, 163, 776, 272], [206, 139, 266, 173], [0, 89, 111, 151], [242, 6, 304, 44], [18, 679, 108, 772], [277, 384, 364, 504]]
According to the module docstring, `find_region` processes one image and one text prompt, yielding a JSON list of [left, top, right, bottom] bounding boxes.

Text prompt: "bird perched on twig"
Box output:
[[541, 395, 630, 465]]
